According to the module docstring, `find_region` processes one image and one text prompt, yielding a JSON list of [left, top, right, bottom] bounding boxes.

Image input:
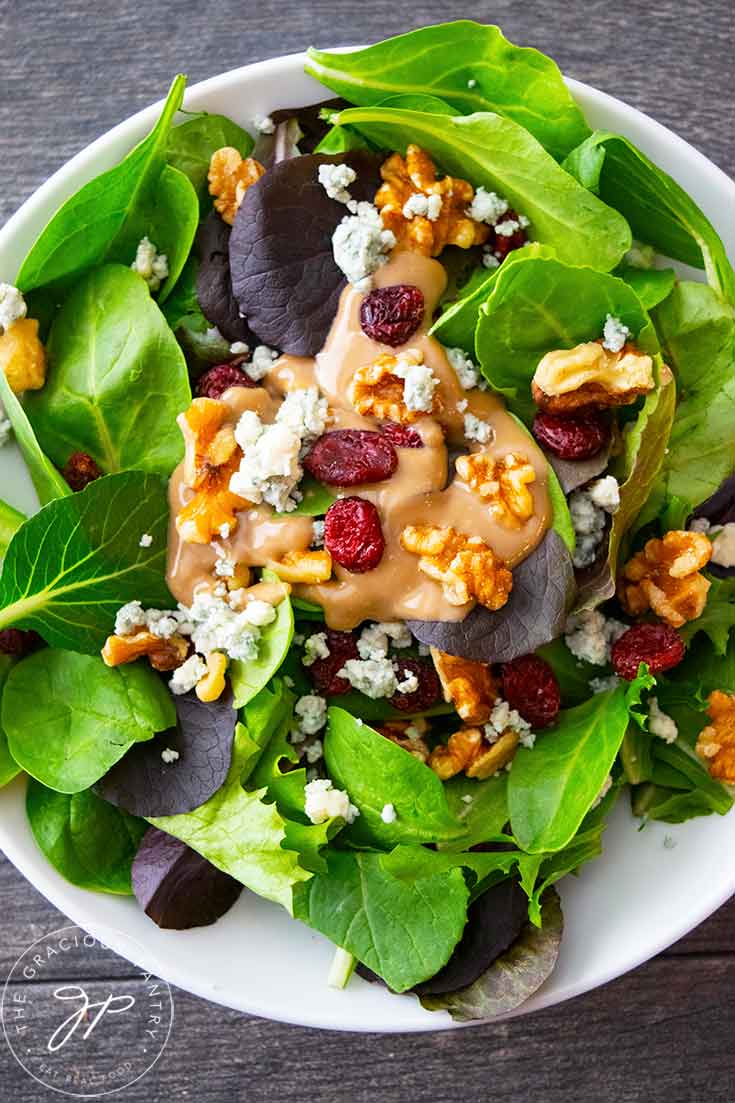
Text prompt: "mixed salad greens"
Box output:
[[0, 21, 734, 1022]]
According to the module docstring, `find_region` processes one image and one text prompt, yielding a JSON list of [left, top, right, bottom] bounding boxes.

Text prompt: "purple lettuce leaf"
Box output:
[[196, 212, 256, 345], [691, 474, 735, 578], [229, 152, 381, 356], [408, 530, 575, 664], [253, 98, 348, 164], [419, 887, 563, 1021], [96, 687, 237, 817], [132, 826, 242, 929], [548, 440, 611, 495]]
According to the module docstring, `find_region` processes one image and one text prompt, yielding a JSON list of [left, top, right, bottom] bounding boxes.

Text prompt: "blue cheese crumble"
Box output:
[[602, 314, 631, 353], [130, 237, 169, 292], [331, 202, 396, 291], [648, 697, 678, 743], [392, 351, 438, 413], [380, 803, 397, 824], [304, 778, 359, 825], [302, 631, 330, 666], [0, 283, 27, 334], [569, 476, 620, 569], [318, 163, 357, 204], [463, 413, 494, 445], [170, 654, 207, 695], [445, 346, 485, 390], [402, 192, 442, 221], [467, 188, 508, 225], [357, 621, 412, 660], [253, 113, 275, 134], [565, 609, 627, 666], [248, 345, 279, 381]]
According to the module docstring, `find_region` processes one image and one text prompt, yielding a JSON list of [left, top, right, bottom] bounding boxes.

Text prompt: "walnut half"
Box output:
[[455, 452, 536, 529], [428, 726, 519, 780], [208, 147, 266, 225], [618, 530, 711, 628], [430, 648, 498, 725], [531, 341, 655, 412], [696, 690, 735, 783], [400, 524, 513, 611]]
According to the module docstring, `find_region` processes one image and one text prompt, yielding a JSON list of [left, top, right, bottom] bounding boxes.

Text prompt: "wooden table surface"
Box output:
[[1, 1, 734, 1099]]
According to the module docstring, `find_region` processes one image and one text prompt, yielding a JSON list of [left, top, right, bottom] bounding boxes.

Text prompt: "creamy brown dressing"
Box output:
[[166, 250, 551, 627]]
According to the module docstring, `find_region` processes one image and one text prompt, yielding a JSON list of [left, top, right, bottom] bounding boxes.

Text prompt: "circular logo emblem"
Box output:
[[2, 925, 173, 1098]]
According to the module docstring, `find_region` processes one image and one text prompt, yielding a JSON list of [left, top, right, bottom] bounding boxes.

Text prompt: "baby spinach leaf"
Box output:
[[651, 282, 735, 524], [292, 848, 469, 992], [0, 370, 71, 505], [96, 687, 238, 817], [409, 530, 575, 664], [307, 21, 589, 160], [17, 76, 196, 301], [229, 152, 381, 356], [508, 671, 652, 852], [4, 650, 174, 793], [166, 113, 254, 213], [324, 707, 465, 847], [132, 826, 242, 928], [474, 253, 655, 423], [0, 656, 21, 788], [0, 499, 25, 559], [332, 105, 630, 272], [574, 367, 676, 611], [564, 131, 735, 304], [238, 680, 295, 785], [617, 265, 676, 311], [229, 571, 294, 708], [160, 255, 204, 334], [26, 779, 146, 894], [0, 471, 172, 653], [26, 265, 190, 477], [440, 772, 509, 851], [148, 723, 313, 912], [431, 243, 553, 352], [419, 887, 563, 1021]]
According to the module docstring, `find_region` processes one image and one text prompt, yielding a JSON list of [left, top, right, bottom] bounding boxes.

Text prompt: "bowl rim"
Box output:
[[1, 47, 734, 1034]]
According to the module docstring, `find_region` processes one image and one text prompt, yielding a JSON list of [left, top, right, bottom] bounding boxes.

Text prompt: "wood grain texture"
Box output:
[[1, 1, 734, 1099]]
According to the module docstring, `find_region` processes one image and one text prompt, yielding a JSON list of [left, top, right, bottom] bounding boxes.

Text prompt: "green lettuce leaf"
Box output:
[[331, 105, 630, 273], [324, 707, 465, 847], [149, 724, 314, 912], [0, 471, 173, 653], [0, 370, 71, 505], [651, 282, 735, 524], [306, 21, 590, 159], [440, 772, 509, 850], [293, 848, 469, 992], [681, 576, 735, 656], [3, 650, 174, 793], [17, 76, 197, 301], [616, 265, 676, 311], [26, 780, 146, 894], [563, 131, 735, 304], [0, 655, 21, 788], [508, 669, 653, 852], [474, 253, 655, 423], [26, 265, 191, 478]]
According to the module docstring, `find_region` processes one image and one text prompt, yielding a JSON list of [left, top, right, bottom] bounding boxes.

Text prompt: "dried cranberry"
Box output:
[[611, 623, 685, 681], [490, 210, 528, 262], [390, 658, 440, 713], [0, 628, 43, 656], [308, 629, 360, 696], [532, 411, 609, 461], [197, 361, 255, 399], [379, 422, 423, 449], [324, 497, 385, 572], [359, 284, 425, 346], [62, 452, 102, 491], [501, 654, 561, 729], [304, 430, 397, 486]]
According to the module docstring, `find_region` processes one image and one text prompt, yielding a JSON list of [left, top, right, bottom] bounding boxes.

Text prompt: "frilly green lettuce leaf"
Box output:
[[680, 576, 735, 656]]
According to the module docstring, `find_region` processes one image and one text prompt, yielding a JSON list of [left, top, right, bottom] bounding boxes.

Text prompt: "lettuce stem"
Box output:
[[327, 946, 357, 989]]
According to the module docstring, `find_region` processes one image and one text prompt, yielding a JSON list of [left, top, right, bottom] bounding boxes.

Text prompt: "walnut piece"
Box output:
[[379, 718, 430, 762], [531, 341, 655, 412], [455, 451, 536, 529], [196, 652, 228, 702], [349, 349, 439, 424], [101, 630, 189, 671], [428, 726, 519, 780], [176, 397, 249, 545], [696, 690, 735, 783], [375, 145, 490, 257], [618, 530, 711, 628], [400, 524, 513, 610], [0, 318, 46, 393], [267, 549, 333, 583], [208, 147, 266, 225], [430, 648, 498, 725]]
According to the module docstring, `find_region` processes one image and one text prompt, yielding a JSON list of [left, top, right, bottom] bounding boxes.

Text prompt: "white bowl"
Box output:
[[1, 50, 734, 1034]]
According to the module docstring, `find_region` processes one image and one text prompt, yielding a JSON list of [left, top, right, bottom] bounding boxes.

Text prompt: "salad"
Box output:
[[0, 20, 734, 1022]]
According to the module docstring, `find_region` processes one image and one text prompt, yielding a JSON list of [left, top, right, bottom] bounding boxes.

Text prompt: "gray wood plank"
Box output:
[[1, 2, 734, 1099]]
